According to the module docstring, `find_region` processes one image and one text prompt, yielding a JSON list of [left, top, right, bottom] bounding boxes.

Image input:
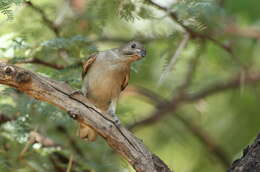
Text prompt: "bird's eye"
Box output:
[[131, 43, 136, 49]]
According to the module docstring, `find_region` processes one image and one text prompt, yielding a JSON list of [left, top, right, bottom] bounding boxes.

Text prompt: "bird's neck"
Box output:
[[108, 49, 135, 65]]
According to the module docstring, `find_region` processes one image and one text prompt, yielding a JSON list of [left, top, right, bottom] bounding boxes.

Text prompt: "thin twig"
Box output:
[[66, 154, 74, 172], [10, 57, 83, 71], [158, 33, 190, 85], [219, 0, 225, 7], [0, 113, 58, 148], [30, 131, 59, 147], [92, 36, 170, 44], [177, 42, 205, 92], [56, 125, 84, 158], [224, 24, 260, 40], [145, 0, 245, 67], [145, 0, 224, 47], [24, 1, 60, 36], [19, 126, 39, 159], [16, 57, 65, 70]]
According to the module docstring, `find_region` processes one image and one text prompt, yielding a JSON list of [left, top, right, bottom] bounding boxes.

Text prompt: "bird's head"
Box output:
[[119, 41, 146, 61]]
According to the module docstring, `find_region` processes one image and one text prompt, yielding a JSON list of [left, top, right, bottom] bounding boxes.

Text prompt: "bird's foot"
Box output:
[[69, 90, 83, 97], [111, 114, 121, 126], [107, 110, 121, 126], [113, 116, 121, 126]]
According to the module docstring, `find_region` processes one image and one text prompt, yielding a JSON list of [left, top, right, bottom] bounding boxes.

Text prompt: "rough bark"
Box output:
[[0, 63, 172, 172], [228, 133, 260, 172]]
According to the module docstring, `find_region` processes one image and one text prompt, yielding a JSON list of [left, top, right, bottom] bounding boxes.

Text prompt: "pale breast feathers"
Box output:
[[82, 52, 130, 92]]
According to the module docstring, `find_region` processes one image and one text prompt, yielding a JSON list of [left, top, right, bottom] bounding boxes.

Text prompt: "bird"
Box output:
[[73, 41, 146, 141]]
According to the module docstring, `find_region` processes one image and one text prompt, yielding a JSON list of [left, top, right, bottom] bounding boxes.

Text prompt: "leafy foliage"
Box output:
[[0, 0, 24, 19], [1, 0, 260, 172]]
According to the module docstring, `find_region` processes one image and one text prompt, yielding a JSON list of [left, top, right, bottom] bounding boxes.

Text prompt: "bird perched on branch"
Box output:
[[72, 41, 146, 141]]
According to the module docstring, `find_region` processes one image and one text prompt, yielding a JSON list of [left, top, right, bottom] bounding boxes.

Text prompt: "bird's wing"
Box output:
[[82, 53, 97, 79], [121, 73, 129, 91]]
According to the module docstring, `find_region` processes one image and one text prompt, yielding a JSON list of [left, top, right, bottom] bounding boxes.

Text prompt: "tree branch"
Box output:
[[145, 0, 230, 52], [158, 33, 190, 85], [0, 113, 58, 147], [126, 86, 230, 168], [0, 63, 172, 172], [224, 24, 260, 40], [0, 113, 13, 125], [24, 1, 60, 36], [129, 71, 260, 130], [145, 0, 247, 67], [175, 114, 230, 168], [218, 0, 225, 7], [14, 57, 66, 70], [228, 133, 260, 172], [6, 35, 169, 70]]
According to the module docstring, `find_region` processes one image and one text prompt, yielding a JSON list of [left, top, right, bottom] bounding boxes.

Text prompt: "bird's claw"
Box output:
[[113, 116, 121, 126], [114, 118, 121, 126]]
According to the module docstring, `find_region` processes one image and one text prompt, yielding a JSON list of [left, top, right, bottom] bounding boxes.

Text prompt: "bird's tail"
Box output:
[[78, 123, 97, 142]]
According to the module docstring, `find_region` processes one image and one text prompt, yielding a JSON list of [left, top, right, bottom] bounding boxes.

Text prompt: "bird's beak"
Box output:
[[137, 49, 146, 58], [141, 49, 146, 57]]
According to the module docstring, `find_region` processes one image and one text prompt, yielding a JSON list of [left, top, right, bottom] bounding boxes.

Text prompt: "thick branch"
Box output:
[[228, 133, 260, 172], [0, 63, 172, 172]]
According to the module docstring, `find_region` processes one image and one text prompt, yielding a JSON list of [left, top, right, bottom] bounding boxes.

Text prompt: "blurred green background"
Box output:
[[0, 0, 260, 171]]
